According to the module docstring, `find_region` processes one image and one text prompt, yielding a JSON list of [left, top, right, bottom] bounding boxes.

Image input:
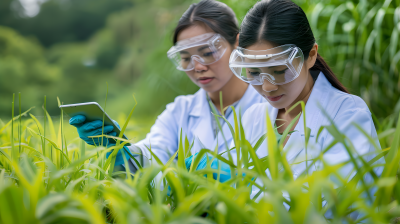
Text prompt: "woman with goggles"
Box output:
[[70, 0, 265, 173], [129, 0, 267, 170], [230, 0, 384, 200]]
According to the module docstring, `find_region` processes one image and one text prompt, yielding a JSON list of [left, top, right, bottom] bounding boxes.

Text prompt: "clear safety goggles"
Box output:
[[167, 33, 229, 71], [229, 44, 304, 85]]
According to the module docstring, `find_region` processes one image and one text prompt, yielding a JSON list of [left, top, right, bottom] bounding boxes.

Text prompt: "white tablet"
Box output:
[[59, 102, 130, 145]]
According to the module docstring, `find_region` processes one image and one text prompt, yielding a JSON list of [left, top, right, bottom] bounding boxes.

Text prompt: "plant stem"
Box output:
[[43, 95, 46, 157], [19, 93, 22, 155], [101, 83, 109, 179], [11, 93, 15, 162]]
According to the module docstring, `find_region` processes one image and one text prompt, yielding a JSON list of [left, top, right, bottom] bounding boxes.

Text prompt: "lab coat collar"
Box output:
[[189, 85, 263, 151], [188, 88, 207, 117], [214, 85, 262, 149], [268, 71, 331, 136], [287, 72, 333, 163], [188, 84, 262, 117], [188, 88, 214, 150], [297, 71, 331, 136], [266, 72, 331, 163]]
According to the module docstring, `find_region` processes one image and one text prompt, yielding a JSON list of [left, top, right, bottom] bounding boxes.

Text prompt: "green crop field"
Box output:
[[0, 93, 399, 223], [1, 0, 399, 223]]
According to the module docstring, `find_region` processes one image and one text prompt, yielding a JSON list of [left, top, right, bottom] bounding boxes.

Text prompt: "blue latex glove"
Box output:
[[69, 115, 131, 166], [185, 153, 232, 183], [69, 115, 117, 146]]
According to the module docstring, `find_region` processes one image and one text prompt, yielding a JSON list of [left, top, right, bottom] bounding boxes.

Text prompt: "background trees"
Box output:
[[0, 0, 399, 125]]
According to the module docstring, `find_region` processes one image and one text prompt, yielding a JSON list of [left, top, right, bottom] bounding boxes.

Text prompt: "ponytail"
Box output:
[[311, 53, 349, 93]]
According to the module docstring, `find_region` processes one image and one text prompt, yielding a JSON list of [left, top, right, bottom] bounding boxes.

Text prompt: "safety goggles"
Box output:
[[229, 44, 304, 85], [167, 33, 229, 71]]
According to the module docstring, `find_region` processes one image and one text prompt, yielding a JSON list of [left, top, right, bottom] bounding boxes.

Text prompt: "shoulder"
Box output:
[[318, 81, 375, 136], [242, 102, 272, 139], [314, 72, 370, 120], [243, 102, 270, 119], [320, 87, 380, 153], [153, 89, 204, 129], [327, 87, 371, 120], [165, 89, 203, 111]]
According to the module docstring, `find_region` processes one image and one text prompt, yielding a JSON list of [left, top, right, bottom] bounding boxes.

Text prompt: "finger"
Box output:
[[86, 127, 114, 142], [106, 144, 117, 159], [185, 155, 194, 170], [81, 120, 104, 132], [69, 115, 86, 127], [108, 132, 117, 137], [87, 137, 108, 146], [90, 125, 114, 135], [81, 136, 95, 145], [106, 151, 112, 158]]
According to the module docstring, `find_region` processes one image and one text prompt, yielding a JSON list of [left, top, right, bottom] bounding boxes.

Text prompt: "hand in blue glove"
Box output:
[[185, 153, 232, 183], [69, 115, 117, 146], [69, 115, 132, 166]]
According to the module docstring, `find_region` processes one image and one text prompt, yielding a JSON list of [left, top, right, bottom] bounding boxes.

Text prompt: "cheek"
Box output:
[[280, 75, 308, 105], [185, 71, 196, 81], [282, 82, 301, 100], [252, 85, 264, 95], [255, 78, 308, 109], [209, 56, 233, 80]]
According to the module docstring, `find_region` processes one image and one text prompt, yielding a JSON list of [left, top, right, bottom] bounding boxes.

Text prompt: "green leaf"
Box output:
[[178, 129, 185, 169], [36, 193, 69, 219]]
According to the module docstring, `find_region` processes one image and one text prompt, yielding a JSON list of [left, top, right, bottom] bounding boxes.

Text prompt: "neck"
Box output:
[[208, 76, 249, 113], [283, 72, 315, 119]]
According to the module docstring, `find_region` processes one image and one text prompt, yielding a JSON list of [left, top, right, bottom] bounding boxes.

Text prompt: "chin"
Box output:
[[266, 100, 288, 110], [202, 85, 221, 93]]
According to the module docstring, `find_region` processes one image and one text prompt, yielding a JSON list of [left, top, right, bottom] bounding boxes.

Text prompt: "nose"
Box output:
[[261, 79, 278, 92], [193, 58, 208, 72]]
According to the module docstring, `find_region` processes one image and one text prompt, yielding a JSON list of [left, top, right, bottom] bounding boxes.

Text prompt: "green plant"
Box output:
[[306, 0, 400, 119], [0, 93, 398, 223], [1, 0, 399, 222]]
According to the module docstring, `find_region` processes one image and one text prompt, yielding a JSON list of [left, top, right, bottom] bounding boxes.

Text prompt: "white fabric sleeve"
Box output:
[[321, 103, 384, 182], [124, 97, 186, 170]]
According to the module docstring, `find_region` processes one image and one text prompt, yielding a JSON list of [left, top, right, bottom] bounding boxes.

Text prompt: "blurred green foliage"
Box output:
[[1, 0, 197, 121], [0, 0, 133, 47], [0, 96, 398, 223], [304, 0, 400, 119], [0, 26, 61, 115], [0, 0, 399, 123]]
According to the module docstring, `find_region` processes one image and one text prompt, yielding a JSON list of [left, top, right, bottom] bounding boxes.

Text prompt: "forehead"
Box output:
[[177, 24, 214, 42], [245, 40, 276, 51]]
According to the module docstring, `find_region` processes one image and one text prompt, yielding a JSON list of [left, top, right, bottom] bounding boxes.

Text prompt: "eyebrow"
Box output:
[[197, 46, 211, 52], [180, 46, 211, 55], [250, 66, 281, 69]]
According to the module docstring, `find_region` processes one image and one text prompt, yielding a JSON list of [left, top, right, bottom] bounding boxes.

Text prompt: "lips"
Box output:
[[266, 94, 283, 102], [198, 77, 214, 84]]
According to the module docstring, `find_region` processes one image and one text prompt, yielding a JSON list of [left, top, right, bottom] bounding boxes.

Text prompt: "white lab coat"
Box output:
[[127, 85, 266, 166], [237, 72, 384, 198]]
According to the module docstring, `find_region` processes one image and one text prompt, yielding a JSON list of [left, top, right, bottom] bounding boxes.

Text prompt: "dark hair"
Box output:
[[239, 0, 349, 93], [173, 0, 239, 46]]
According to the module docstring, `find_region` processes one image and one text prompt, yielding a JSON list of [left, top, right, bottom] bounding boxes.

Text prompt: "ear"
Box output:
[[234, 33, 240, 48], [306, 43, 318, 68]]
